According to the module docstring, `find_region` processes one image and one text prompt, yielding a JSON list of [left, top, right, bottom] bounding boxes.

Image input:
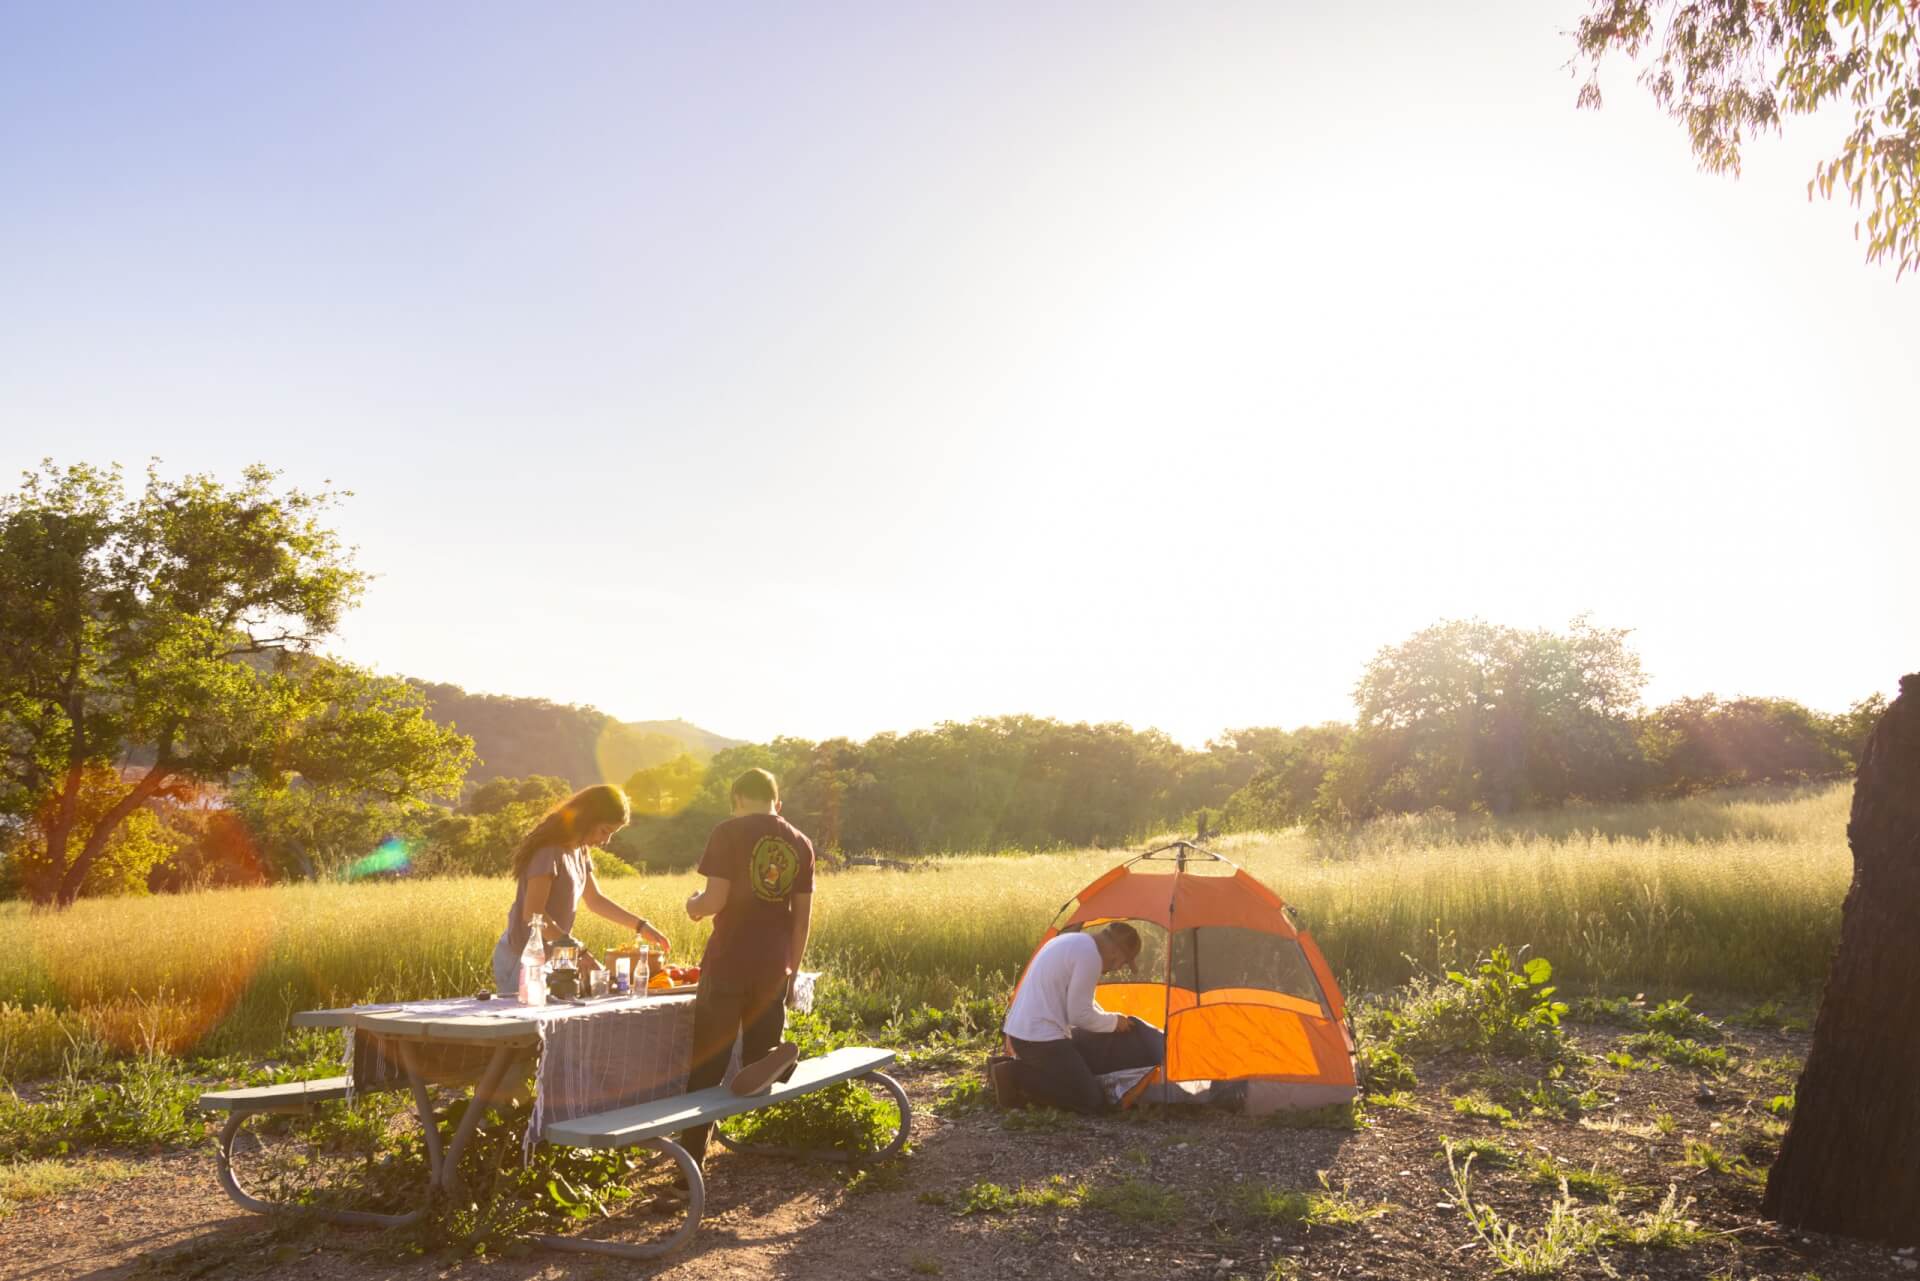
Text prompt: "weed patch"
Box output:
[[1002, 1106, 1082, 1134], [1364, 1089, 1419, 1111], [1226, 1176, 1387, 1228], [1447, 1144, 1609, 1275], [1602, 1050, 1660, 1072], [1680, 1138, 1760, 1182], [1261, 1100, 1365, 1131], [1567, 995, 1647, 1026], [1438, 1135, 1518, 1167], [1523, 1153, 1625, 1200], [1453, 1093, 1520, 1128], [933, 1075, 990, 1117], [1624, 1031, 1729, 1072], [0, 1155, 135, 1216], [1083, 1177, 1186, 1225], [955, 1175, 1084, 1215], [1645, 996, 1722, 1042]]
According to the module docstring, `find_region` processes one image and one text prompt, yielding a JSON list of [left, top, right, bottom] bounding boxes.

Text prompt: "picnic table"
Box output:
[[198, 978, 907, 1258]]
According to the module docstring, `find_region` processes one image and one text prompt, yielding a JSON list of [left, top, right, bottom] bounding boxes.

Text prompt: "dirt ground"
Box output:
[[2, 1016, 1914, 1281]]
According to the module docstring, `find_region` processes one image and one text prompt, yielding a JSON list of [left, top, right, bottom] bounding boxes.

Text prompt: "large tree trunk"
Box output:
[[52, 764, 171, 908], [1763, 673, 1920, 1245], [27, 762, 88, 905]]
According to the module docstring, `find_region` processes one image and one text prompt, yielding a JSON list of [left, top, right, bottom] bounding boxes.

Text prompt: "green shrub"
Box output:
[[719, 1011, 901, 1156], [0, 1055, 206, 1159], [1364, 946, 1570, 1066], [589, 848, 639, 879]]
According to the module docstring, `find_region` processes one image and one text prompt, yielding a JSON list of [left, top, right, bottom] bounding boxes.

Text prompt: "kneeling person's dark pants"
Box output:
[[677, 971, 791, 1163], [1008, 1018, 1163, 1115]]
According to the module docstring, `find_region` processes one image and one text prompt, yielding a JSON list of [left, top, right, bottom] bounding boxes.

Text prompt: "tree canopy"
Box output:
[[0, 461, 473, 904], [1574, 0, 1920, 275]]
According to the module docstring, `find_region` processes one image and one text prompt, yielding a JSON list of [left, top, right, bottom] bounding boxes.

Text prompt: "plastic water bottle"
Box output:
[[518, 914, 549, 1006]]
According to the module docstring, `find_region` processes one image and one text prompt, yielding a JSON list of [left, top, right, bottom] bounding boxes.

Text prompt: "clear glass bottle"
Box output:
[[517, 913, 549, 1006], [633, 940, 652, 998]]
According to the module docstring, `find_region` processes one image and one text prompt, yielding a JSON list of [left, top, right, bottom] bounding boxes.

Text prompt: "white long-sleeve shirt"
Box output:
[[1004, 932, 1122, 1042]]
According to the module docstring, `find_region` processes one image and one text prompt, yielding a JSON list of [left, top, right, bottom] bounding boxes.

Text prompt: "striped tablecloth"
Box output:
[[344, 993, 697, 1157], [337, 974, 819, 1159]]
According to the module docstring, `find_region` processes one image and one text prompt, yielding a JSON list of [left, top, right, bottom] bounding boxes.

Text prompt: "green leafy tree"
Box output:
[[466, 773, 571, 817], [623, 754, 706, 819], [1316, 617, 1647, 822], [0, 461, 473, 904], [1573, 0, 1920, 275], [1825, 692, 1889, 766], [1219, 724, 1351, 831], [1640, 694, 1852, 793], [412, 775, 574, 878]]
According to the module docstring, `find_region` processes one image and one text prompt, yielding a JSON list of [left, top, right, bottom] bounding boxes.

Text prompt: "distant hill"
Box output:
[[409, 681, 743, 789], [624, 719, 742, 760]]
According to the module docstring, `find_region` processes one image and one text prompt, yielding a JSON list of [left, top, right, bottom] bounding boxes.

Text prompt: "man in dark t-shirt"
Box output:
[[675, 767, 815, 1173]]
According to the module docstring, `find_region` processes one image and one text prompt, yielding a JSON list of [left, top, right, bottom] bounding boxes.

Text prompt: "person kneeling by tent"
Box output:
[[991, 922, 1164, 1113]]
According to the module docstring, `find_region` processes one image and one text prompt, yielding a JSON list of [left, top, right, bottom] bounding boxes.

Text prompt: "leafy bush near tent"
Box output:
[[1357, 1042, 1417, 1092], [1356, 945, 1573, 1071]]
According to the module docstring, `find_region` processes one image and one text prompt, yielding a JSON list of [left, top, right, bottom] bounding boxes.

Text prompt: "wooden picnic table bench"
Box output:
[[197, 1010, 910, 1258], [536, 1045, 909, 1259]]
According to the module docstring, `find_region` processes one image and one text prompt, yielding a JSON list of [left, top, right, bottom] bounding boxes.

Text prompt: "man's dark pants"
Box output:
[[1007, 1017, 1164, 1114], [676, 970, 790, 1164]]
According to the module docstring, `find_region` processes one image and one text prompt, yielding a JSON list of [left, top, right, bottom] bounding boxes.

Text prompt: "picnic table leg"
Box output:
[[401, 1042, 522, 1195], [712, 1069, 913, 1163], [393, 1041, 445, 1181], [439, 1045, 524, 1186], [213, 1108, 429, 1228], [531, 1136, 706, 1260]]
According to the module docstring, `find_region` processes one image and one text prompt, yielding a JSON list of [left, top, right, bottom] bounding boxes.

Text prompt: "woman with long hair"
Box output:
[[489, 783, 671, 995]]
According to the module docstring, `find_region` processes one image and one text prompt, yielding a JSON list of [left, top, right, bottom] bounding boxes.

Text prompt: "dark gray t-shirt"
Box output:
[[499, 844, 593, 962]]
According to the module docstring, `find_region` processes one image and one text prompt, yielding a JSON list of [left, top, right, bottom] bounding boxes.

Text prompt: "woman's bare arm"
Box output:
[[521, 874, 558, 940]]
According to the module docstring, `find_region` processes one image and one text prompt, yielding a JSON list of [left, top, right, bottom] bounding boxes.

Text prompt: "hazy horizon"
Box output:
[[4, 1, 1914, 747]]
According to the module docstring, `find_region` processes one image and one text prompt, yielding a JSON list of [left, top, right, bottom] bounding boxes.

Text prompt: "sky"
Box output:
[[1, 1, 1914, 747]]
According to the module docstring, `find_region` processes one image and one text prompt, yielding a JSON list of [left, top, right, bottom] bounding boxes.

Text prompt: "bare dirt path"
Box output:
[[3, 1024, 1913, 1281]]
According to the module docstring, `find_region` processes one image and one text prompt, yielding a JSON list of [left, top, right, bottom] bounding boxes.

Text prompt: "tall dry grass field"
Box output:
[[0, 784, 1852, 1075]]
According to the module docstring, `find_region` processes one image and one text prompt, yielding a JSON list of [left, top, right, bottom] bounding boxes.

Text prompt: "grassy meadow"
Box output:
[[0, 783, 1852, 1081]]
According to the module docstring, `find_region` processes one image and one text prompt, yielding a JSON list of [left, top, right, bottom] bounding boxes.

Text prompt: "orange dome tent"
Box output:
[[1012, 839, 1357, 1113]]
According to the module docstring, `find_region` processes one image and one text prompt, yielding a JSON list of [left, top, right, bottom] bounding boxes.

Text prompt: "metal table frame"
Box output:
[[214, 998, 706, 1259]]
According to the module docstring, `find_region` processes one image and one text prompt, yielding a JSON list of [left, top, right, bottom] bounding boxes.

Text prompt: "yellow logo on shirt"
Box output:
[[749, 836, 799, 902]]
